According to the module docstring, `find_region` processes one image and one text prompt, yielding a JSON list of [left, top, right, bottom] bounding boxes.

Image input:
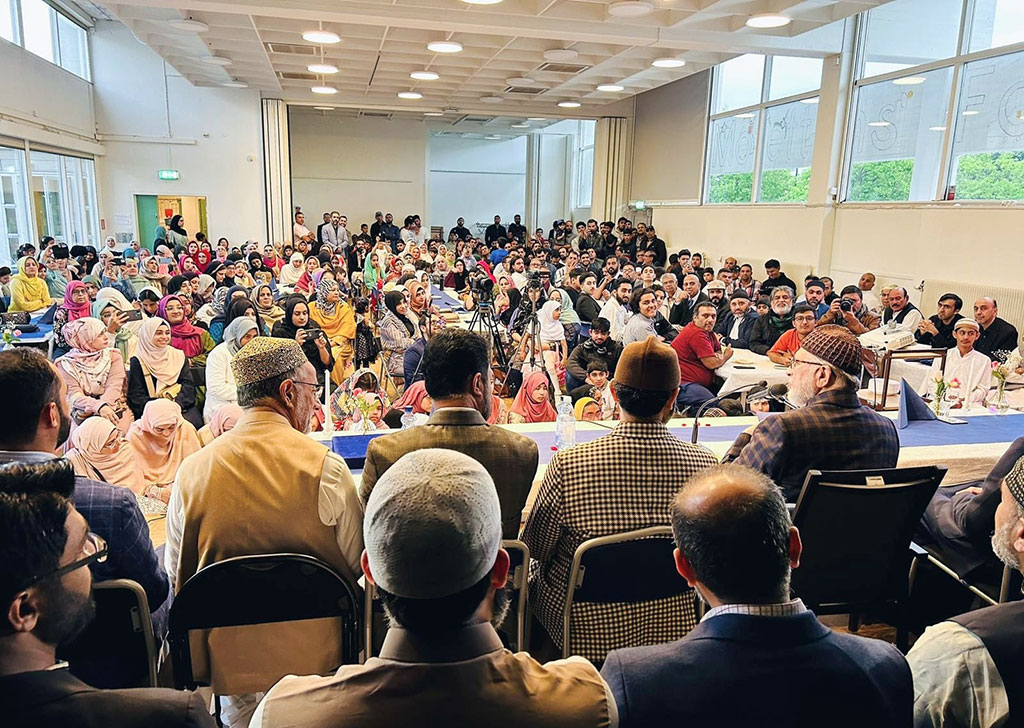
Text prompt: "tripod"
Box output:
[[468, 296, 509, 370]]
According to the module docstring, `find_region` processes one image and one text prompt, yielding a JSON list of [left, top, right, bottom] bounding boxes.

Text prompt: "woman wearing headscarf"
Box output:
[[203, 316, 258, 423], [232, 258, 256, 289], [166, 214, 188, 253], [204, 260, 227, 287], [51, 280, 92, 356], [444, 258, 469, 292], [574, 396, 601, 422], [127, 317, 200, 429], [271, 295, 334, 379], [378, 290, 417, 377], [250, 282, 284, 328], [194, 278, 226, 325], [488, 394, 510, 425], [309, 275, 355, 385], [197, 402, 243, 446], [363, 250, 386, 294], [330, 367, 391, 429], [9, 256, 52, 313], [248, 252, 272, 286], [263, 244, 284, 277], [77, 246, 99, 278], [295, 256, 321, 297], [342, 391, 390, 431], [508, 371, 557, 424], [92, 294, 138, 365], [206, 285, 250, 343], [55, 317, 131, 433], [140, 255, 170, 294], [157, 294, 215, 366], [64, 416, 145, 496], [278, 252, 305, 292], [127, 399, 201, 503]]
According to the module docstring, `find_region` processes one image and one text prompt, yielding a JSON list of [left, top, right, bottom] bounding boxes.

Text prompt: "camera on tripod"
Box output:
[[469, 270, 495, 302], [525, 271, 543, 290]]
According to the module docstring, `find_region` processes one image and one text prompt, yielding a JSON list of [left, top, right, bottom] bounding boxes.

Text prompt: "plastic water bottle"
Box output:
[[400, 406, 416, 430], [555, 396, 576, 451]]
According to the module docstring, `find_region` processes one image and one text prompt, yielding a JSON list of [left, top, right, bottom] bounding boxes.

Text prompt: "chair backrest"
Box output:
[[562, 526, 686, 656], [168, 553, 360, 689], [58, 579, 157, 689], [792, 466, 945, 610]]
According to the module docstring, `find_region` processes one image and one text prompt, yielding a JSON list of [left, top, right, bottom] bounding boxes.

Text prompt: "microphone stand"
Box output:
[[691, 380, 768, 444]]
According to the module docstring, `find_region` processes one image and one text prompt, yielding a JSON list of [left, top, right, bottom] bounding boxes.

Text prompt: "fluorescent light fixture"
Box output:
[[302, 30, 341, 44], [746, 13, 791, 28], [201, 56, 231, 66], [651, 57, 685, 68], [505, 77, 534, 86], [799, 97, 818, 104], [168, 19, 208, 32], [424, 111, 445, 116], [480, 95, 503, 103], [557, 101, 582, 108], [510, 122, 530, 128], [544, 48, 578, 62], [608, 1, 653, 17], [311, 85, 338, 94], [893, 76, 926, 86], [398, 91, 423, 99], [307, 63, 338, 74], [962, 109, 980, 116], [597, 84, 624, 92], [221, 81, 247, 88], [313, 106, 334, 111], [411, 70, 439, 81], [427, 40, 463, 53], [527, 117, 547, 120], [867, 121, 890, 127], [929, 126, 947, 131]]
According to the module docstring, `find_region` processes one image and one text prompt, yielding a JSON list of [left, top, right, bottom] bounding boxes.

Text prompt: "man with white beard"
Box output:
[[723, 325, 899, 502], [748, 286, 795, 355], [908, 455, 1024, 728]]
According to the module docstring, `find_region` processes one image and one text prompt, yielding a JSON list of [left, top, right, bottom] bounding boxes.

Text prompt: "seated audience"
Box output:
[[915, 293, 964, 349], [277, 253, 305, 292], [55, 318, 130, 434], [704, 280, 729, 319], [767, 304, 817, 366], [565, 317, 621, 392], [158, 295, 215, 366], [725, 325, 899, 502], [197, 403, 243, 446], [671, 303, 732, 412], [757, 259, 797, 299], [251, 449, 614, 728], [599, 278, 632, 342], [203, 317, 259, 423], [601, 464, 911, 727], [64, 416, 146, 495], [859, 272, 881, 313], [882, 287, 923, 331], [670, 274, 708, 327], [523, 338, 718, 661], [621, 287, 659, 345], [93, 291, 139, 364], [127, 399, 200, 503], [206, 286, 249, 343], [574, 271, 603, 323], [9, 256, 51, 313], [509, 371, 557, 424], [801, 278, 829, 319], [574, 396, 601, 421], [378, 291, 417, 378], [715, 290, 759, 348], [166, 337, 364, 723], [973, 297, 1019, 361], [918, 319, 993, 407], [909, 455, 1024, 728], [0, 460, 213, 728], [270, 296, 335, 381], [384, 380, 432, 427], [341, 392, 390, 431], [309, 276, 355, 385], [569, 360, 612, 410], [749, 286, 795, 355], [331, 368, 391, 430], [52, 281, 92, 356], [127, 318, 201, 429], [818, 285, 881, 334]]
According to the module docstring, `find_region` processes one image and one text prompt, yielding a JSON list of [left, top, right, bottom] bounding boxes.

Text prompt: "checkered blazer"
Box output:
[[522, 421, 718, 663]]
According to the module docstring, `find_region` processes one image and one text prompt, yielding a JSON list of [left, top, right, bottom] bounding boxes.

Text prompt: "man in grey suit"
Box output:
[[321, 211, 351, 253], [361, 328, 538, 539]]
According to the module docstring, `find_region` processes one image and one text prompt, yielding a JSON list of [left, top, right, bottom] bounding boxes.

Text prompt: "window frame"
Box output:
[[574, 120, 596, 210], [2, 0, 91, 81]]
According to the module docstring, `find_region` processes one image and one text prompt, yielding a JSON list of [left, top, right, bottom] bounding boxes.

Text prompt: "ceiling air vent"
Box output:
[[264, 42, 318, 56], [536, 62, 589, 74], [504, 86, 546, 95], [278, 71, 318, 81]]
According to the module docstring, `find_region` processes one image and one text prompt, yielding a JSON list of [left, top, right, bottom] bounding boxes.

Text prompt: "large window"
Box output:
[[2, 0, 90, 80], [574, 120, 596, 209], [844, 0, 1024, 202], [706, 54, 823, 203], [0, 146, 30, 259]]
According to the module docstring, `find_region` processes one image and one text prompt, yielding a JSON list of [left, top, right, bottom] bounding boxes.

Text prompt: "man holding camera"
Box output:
[[818, 286, 880, 334]]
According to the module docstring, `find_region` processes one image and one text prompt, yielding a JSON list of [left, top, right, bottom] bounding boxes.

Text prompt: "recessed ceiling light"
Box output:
[[221, 81, 247, 88], [398, 91, 423, 99], [505, 77, 534, 86], [962, 109, 980, 116], [558, 101, 581, 108], [168, 18, 208, 32], [302, 30, 341, 44], [746, 13, 791, 28], [201, 56, 231, 66], [510, 122, 530, 128], [311, 85, 338, 95], [651, 57, 685, 68], [313, 106, 334, 111], [544, 48, 578, 63], [608, 1, 654, 16], [424, 111, 445, 116], [929, 126, 947, 131], [527, 117, 547, 121], [597, 84, 624, 92], [485, 134, 501, 139], [480, 95, 503, 103], [893, 76, 926, 86], [799, 97, 819, 104], [411, 70, 439, 81], [427, 40, 463, 53], [307, 63, 338, 74], [867, 121, 890, 127]]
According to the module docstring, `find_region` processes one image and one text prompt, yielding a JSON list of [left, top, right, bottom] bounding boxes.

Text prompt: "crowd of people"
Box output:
[[2, 207, 1024, 727]]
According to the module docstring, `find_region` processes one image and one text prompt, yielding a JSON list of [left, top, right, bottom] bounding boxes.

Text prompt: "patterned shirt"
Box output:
[[702, 598, 807, 622]]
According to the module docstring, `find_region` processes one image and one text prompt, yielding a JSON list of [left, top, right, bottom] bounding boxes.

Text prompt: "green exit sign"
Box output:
[[157, 169, 179, 181]]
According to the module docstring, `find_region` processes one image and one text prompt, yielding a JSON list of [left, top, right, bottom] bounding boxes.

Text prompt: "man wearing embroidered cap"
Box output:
[[909, 454, 1024, 727], [724, 325, 899, 502], [168, 337, 364, 724], [252, 449, 616, 728]]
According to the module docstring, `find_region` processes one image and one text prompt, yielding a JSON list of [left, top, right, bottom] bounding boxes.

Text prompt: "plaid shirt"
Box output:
[[725, 388, 900, 501], [702, 598, 807, 622], [522, 421, 718, 663]]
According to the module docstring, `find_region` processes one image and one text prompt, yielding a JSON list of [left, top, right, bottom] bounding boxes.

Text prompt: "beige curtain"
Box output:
[[591, 117, 632, 222], [261, 99, 291, 248]]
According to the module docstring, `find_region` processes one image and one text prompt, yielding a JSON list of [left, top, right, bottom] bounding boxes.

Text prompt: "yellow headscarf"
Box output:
[[10, 257, 51, 312], [574, 396, 600, 421]]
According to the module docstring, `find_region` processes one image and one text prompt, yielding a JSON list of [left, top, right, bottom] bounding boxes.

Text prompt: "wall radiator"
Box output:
[[922, 278, 1024, 336]]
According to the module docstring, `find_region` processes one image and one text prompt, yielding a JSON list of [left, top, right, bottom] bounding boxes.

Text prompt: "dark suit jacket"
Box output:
[[1, 669, 214, 728], [714, 310, 759, 348], [918, 437, 1024, 579], [360, 407, 539, 537], [670, 294, 709, 327], [748, 312, 794, 355], [601, 611, 912, 727]]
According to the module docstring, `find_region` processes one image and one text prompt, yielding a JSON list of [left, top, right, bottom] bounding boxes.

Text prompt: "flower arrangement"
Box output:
[[989, 351, 1020, 413], [1, 326, 22, 350], [933, 375, 960, 415]]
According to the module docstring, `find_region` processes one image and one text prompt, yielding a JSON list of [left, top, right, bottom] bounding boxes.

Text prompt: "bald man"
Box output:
[[600, 464, 912, 727], [972, 297, 1019, 361], [670, 273, 709, 328]]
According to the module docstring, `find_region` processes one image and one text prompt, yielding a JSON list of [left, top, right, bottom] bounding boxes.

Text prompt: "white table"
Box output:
[[718, 350, 789, 395]]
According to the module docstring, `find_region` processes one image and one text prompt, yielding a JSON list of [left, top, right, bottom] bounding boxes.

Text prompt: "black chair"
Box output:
[[791, 466, 946, 650], [168, 554, 361, 692], [912, 545, 1022, 608], [59, 579, 158, 689], [561, 526, 690, 661]]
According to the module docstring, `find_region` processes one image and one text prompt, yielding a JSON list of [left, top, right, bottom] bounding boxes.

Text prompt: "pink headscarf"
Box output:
[[60, 281, 92, 322], [392, 381, 431, 414], [510, 371, 556, 423], [55, 318, 112, 393], [65, 417, 144, 494], [157, 295, 204, 358], [126, 399, 201, 485], [210, 404, 243, 438]]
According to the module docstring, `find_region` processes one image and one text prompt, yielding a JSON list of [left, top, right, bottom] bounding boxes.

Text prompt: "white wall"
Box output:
[[289, 111, 427, 232], [91, 21, 265, 246], [428, 135, 526, 236]]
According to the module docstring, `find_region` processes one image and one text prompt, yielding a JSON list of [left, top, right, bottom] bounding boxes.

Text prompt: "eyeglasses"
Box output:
[[790, 357, 825, 370], [292, 380, 325, 399], [27, 532, 107, 587], [793, 315, 816, 323]]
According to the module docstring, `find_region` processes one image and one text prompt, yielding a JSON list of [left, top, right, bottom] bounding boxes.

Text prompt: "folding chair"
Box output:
[[59, 579, 158, 689], [791, 466, 946, 650]]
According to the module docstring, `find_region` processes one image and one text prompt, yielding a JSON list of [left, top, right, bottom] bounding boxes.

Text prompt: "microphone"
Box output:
[[766, 383, 796, 409], [691, 380, 767, 444]]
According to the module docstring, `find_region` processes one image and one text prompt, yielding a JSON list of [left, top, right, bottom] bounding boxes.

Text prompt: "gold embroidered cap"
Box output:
[[1005, 456, 1024, 509], [231, 336, 308, 386]]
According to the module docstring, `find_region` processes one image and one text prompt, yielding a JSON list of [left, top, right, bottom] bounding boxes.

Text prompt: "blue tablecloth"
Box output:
[[14, 322, 53, 347], [431, 289, 465, 312]]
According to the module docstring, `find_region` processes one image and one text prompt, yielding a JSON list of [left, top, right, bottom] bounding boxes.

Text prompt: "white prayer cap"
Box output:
[[364, 449, 502, 599], [954, 319, 980, 332]]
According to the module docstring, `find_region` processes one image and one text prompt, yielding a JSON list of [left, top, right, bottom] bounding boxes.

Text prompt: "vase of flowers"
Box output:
[[990, 352, 1021, 414], [932, 374, 948, 416], [1, 326, 21, 351]]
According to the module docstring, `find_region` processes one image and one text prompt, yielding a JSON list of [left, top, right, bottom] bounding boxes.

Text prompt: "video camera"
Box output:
[[468, 270, 495, 302], [525, 271, 543, 290]]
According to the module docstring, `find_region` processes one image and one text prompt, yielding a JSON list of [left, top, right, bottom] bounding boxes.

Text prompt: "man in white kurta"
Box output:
[[919, 319, 993, 408]]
